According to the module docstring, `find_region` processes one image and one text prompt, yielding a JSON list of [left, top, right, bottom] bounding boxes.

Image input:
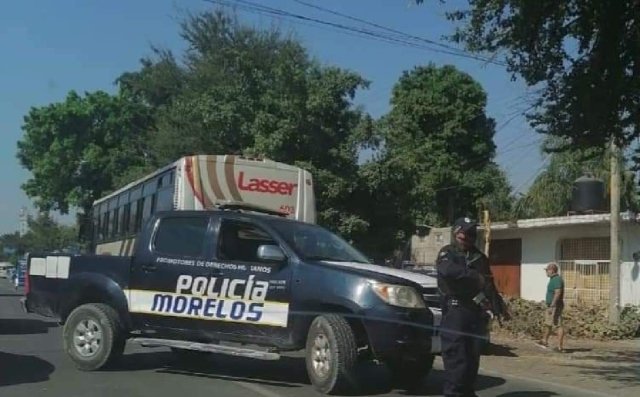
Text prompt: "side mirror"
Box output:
[[257, 245, 286, 263], [633, 251, 640, 261]]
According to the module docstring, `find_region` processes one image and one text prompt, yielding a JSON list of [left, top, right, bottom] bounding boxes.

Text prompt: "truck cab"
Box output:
[[23, 208, 440, 394]]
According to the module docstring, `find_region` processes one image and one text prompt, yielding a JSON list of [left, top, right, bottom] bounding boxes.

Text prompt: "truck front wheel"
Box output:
[[305, 314, 358, 395], [63, 303, 126, 371]]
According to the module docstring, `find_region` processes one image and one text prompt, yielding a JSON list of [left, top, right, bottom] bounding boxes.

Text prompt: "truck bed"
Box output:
[[24, 254, 132, 321]]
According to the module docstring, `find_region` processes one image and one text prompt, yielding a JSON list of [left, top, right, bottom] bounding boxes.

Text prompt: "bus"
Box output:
[[86, 155, 316, 256]]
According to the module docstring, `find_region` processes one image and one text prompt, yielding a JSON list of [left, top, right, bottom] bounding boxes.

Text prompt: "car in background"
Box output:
[[0, 262, 12, 279]]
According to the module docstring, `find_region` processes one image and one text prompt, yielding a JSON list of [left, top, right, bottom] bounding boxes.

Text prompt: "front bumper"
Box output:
[[361, 305, 438, 361]]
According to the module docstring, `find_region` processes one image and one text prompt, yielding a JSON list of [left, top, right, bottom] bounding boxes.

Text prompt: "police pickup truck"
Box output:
[[22, 208, 441, 394]]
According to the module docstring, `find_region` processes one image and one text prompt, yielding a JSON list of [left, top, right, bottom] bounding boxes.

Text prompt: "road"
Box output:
[[0, 280, 608, 397]]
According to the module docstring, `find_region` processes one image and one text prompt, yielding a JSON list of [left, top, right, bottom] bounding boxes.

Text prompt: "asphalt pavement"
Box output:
[[0, 279, 609, 397]]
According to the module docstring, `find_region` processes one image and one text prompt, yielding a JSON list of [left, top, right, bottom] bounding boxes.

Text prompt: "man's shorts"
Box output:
[[544, 306, 563, 327]]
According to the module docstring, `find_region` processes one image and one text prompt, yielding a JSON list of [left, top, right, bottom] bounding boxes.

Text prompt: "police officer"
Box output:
[[436, 217, 509, 397]]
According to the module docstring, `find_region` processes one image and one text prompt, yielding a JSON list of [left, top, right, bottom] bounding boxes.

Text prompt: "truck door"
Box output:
[[202, 216, 293, 343], [128, 214, 214, 335]]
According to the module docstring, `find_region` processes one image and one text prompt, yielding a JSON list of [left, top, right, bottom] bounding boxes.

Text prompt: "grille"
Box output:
[[422, 287, 441, 308]]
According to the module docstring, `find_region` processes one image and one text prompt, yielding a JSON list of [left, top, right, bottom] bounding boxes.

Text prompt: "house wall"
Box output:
[[480, 222, 640, 306], [410, 227, 452, 265]]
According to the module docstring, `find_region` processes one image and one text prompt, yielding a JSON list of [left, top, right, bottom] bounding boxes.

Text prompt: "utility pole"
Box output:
[[609, 138, 621, 324], [483, 209, 491, 256]]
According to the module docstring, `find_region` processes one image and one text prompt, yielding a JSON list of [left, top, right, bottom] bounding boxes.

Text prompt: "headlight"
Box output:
[[370, 282, 425, 309]]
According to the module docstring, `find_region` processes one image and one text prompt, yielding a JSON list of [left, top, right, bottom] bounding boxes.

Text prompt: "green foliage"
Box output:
[[513, 137, 639, 219], [0, 214, 77, 256], [16, 90, 154, 215], [15, 7, 518, 260], [20, 212, 78, 254], [500, 297, 640, 340], [435, 0, 640, 156], [375, 64, 513, 227], [116, 9, 374, 240]]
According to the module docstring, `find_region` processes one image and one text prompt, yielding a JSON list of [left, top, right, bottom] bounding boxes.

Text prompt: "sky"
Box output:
[[0, 0, 544, 235]]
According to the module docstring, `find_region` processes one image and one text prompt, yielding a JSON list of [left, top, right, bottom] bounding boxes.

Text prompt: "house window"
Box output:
[[557, 237, 610, 304], [559, 237, 610, 260]]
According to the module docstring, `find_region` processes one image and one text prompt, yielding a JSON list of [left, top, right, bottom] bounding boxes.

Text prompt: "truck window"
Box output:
[[217, 220, 277, 263], [153, 217, 210, 257]]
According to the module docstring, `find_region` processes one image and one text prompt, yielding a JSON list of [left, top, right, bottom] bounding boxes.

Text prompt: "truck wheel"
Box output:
[[305, 315, 358, 395], [63, 303, 126, 371], [387, 354, 435, 390]]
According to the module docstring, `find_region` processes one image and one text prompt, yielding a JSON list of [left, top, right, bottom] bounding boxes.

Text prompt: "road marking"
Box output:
[[480, 368, 612, 397], [235, 381, 284, 397]]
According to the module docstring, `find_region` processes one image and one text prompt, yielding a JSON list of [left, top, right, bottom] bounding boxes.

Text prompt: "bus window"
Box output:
[[151, 193, 157, 214], [113, 208, 120, 237], [94, 213, 101, 242], [129, 200, 138, 233], [104, 211, 111, 239], [143, 178, 156, 197], [135, 198, 145, 232], [157, 187, 173, 212], [130, 185, 143, 202], [122, 203, 131, 235]]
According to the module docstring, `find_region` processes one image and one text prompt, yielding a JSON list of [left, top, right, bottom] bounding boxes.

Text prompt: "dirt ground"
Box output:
[[477, 330, 640, 397]]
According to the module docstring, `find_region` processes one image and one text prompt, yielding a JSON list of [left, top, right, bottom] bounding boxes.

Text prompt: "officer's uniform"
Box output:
[[436, 217, 499, 397]]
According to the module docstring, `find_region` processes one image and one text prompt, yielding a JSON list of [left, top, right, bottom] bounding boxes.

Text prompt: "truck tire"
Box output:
[[387, 354, 435, 390], [305, 314, 358, 395], [63, 303, 126, 371]]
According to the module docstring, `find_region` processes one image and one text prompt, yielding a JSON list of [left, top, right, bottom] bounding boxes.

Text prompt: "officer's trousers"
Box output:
[[440, 305, 484, 397]]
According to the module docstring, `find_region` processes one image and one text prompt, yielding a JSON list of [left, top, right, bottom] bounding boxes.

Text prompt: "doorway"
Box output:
[[488, 238, 522, 297]]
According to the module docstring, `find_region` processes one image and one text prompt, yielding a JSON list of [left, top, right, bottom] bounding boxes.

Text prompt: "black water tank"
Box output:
[[571, 175, 605, 213]]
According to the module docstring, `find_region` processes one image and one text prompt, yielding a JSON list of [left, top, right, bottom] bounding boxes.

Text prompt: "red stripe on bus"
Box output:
[[185, 156, 204, 206]]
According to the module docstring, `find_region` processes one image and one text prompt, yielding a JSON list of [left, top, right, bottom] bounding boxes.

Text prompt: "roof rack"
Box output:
[[216, 201, 288, 218]]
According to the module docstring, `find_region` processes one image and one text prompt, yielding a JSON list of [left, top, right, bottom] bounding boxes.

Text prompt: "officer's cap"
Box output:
[[453, 217, 478, 235]]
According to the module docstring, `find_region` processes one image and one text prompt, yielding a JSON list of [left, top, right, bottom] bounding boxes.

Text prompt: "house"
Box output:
[[478, 212, 640, 307], [409, 226, 452, 265]]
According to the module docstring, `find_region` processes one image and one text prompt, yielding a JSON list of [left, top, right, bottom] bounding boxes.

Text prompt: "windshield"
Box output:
[[268, 219, 370, 264]]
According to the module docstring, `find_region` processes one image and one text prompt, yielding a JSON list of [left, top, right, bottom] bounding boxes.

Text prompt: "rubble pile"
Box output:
[[495, 297, 640, 340]]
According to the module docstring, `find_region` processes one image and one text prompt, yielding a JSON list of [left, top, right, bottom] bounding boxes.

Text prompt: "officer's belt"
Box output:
[[444, 297, 480, 309]]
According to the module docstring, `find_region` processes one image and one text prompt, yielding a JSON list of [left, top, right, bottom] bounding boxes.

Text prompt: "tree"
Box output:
[[0, 232, 22, 260], [355, 64, 513, 258], [117, 9, 374, 239], [20, 212, 78, 254], [514, 138, 639, 219], [421, 0, 640, 155], [17, 90, 154, 215]]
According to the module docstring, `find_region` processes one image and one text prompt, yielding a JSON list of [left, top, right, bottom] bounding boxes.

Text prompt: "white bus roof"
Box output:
[[92, 155, 308, 207]]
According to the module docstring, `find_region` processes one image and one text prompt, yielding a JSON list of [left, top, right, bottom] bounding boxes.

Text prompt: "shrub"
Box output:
[[494, 297, 640, 341]]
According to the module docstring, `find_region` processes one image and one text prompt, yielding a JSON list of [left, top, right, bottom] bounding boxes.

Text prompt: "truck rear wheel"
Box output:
[[305, 314, 358, 395], [63, 303, 126, 371]]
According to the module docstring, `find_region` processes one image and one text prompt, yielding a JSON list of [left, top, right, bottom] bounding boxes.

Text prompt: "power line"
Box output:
[[291, 0, 505, 66], [203, 0, 507, 66], [513, 154, 552, 195]]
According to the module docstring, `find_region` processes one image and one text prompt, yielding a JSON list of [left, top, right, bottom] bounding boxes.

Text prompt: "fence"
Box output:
[[558, 260, 610, 304]]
